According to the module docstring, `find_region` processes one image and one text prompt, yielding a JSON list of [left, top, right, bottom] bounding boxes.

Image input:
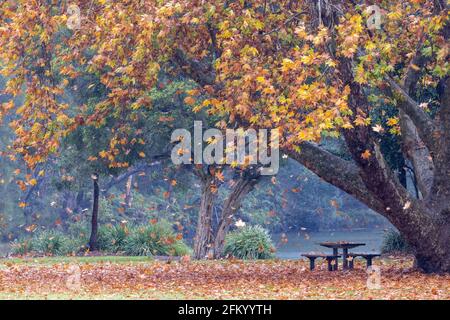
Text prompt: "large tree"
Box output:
[[0, 0, 449, 272]]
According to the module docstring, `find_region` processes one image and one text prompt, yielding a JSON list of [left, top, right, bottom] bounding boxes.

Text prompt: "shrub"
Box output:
[[123, 220, 190, 257], [98, 224, 129, 253], [11, 221, 192, 257], [381, 229, 412, 254], [67, 221, 90, 240], [64, 236, 88, 255], [31, 230, 72, 256], [12, 230, 82, 256], [11, 239, 33, 255], [224, 225, 275, 260]]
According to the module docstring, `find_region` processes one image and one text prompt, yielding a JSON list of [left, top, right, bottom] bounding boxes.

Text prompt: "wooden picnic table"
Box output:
[[319, 242, 366, 270]]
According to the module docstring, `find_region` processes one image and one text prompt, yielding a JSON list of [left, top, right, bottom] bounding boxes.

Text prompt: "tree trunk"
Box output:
[[412, 221, 450, 273], [89, 174, 100, 252], [193, 171, 216, 259], [213, 171, 260, 258], [337, 51, 450, 273], [125, 174, 133, 208]]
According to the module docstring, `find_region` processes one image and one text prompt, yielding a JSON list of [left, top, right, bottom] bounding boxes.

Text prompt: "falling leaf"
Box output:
[[372, 124, 384, 133], [361, 150, 372, 160], [403, 201, 411, 210], [215, 171, 224, 182], [330, 199, 339, 209], [25, 224, 37, 232], [235, 219, 246, 228]]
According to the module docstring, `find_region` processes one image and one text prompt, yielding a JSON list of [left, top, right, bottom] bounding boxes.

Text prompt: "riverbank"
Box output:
[[0, 256, 448, 300]]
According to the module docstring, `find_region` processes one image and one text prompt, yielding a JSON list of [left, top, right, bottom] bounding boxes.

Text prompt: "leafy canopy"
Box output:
[[0, 0, 448, 167]]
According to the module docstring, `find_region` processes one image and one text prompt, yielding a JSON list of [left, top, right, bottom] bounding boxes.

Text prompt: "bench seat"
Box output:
[[347, 253, 381, 268], [302, 253, 341, 271]]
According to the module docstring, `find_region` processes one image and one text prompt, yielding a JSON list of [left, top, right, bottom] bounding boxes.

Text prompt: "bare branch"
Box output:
[[102, 156, 169, 194]]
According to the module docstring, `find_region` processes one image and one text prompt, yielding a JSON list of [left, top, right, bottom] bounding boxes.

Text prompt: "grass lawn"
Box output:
[[0, 256, 448, 300]]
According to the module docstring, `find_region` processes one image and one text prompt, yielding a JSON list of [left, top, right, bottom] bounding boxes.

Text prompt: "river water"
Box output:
[[273, 229, 385, 259]]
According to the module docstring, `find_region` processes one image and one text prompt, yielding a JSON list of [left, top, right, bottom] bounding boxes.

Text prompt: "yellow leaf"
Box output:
[[256, 76, 266, 84]]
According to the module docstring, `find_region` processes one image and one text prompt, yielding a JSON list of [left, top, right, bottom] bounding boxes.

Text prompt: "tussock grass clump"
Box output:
[[124, 220, 191, 257], [12, 230, 75, 256], [11, 220, 190, 257], [98, 224, 129, 253], [381, 229, 412, 254], [224, 225, 275, 260]]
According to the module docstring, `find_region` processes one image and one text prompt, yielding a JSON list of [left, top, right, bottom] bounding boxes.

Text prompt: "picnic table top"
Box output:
[[319, 241, 366, 249], [301, 253, 340, 258]]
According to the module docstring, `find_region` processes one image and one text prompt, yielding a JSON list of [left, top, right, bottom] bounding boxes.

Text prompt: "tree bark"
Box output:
[[193, 167, 218, 259], [89, 174, 100, 252], [430, 77, 450, 212], [337, 52, 450, 272], [284, 144, 385, 214], [399, 111, 434, 199], [125, 174, 133, 208], [213, 170, 260, 258]]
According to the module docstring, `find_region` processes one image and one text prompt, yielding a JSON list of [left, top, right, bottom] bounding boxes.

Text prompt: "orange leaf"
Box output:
[[361, 150, 372, 160]]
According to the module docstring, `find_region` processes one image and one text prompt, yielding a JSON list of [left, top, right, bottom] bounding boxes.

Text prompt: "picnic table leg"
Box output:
[[309, 257, 316, 271], [349, 257, 354, 270], [327, 258, 334, 271], [366, 256, 373, 268], [343, 248, 349, 270], [332, 248, 339, 270]]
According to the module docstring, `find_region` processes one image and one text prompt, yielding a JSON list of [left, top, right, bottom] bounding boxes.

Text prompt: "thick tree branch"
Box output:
[[172, 49, 217, 87], [283, 143, 385, 214], [398, 110, 434, 199], [102, 156, 168, 194], [385, 76, 436, 150], [388, 45, 436, 198], [213, 168, 261, 257]]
